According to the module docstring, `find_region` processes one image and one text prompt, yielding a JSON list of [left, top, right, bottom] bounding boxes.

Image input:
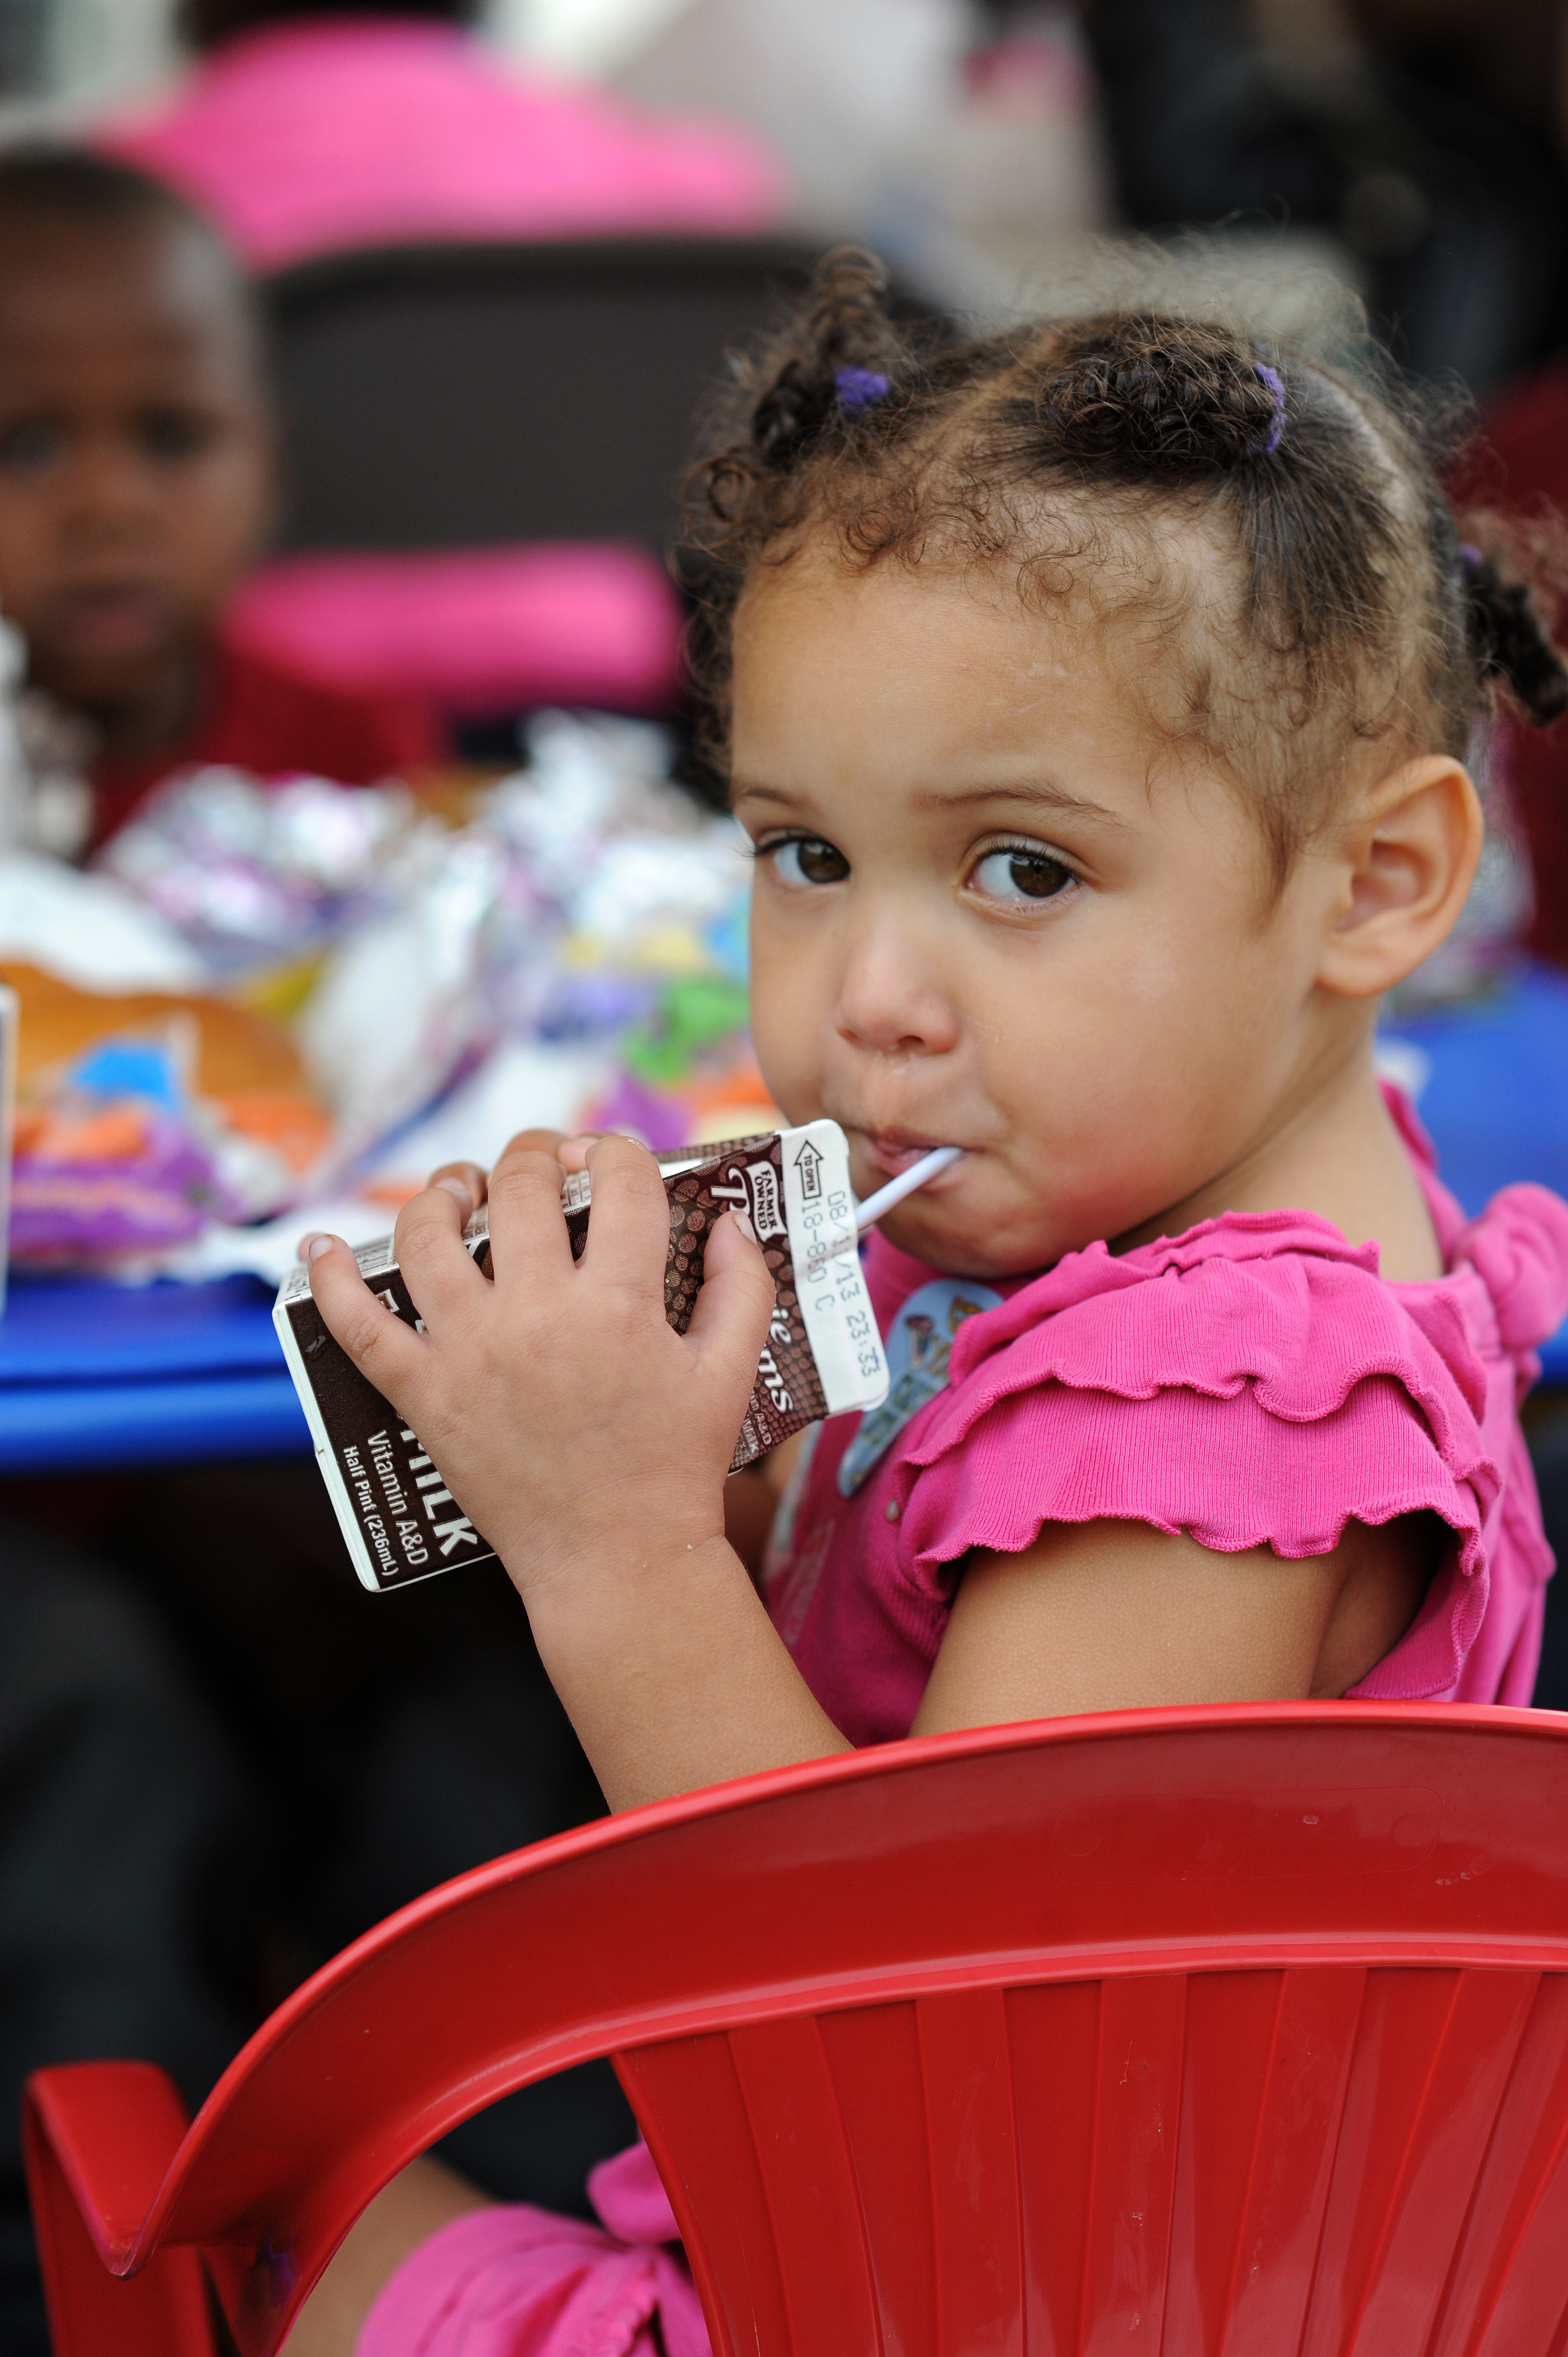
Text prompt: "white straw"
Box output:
[[854, 1145, 963, 1233]]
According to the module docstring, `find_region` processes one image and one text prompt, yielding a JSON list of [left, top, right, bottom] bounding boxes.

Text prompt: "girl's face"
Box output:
[[733, 553, 1352, 1280]]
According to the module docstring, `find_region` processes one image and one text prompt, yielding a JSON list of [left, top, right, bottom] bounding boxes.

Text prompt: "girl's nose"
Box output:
[[835, 920, 960, 1059]]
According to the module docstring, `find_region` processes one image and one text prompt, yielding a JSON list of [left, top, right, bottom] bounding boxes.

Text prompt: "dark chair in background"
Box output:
[[235, 235, 907, 730], [261, 234, 839, 555]]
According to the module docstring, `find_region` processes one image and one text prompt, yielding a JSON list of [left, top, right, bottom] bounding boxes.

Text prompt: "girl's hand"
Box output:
[[302, 1128, 844, 1812], [302, 1129, 778, 1605]]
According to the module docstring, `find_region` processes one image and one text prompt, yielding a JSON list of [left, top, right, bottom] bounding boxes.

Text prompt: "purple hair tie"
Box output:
[[1248, 363, 1287, 459], [835, 366, 890, 410], [1458, 542, 1484, 571]]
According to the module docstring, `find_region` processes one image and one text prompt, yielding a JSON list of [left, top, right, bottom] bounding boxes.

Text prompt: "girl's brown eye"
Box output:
[[972, 847, 1074, 903], [771, 836, 849, 886]]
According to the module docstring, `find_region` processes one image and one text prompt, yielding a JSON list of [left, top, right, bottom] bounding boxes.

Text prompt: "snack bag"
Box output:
[[275, 1121, 889, 1593], [3, 961, 332, 1264]]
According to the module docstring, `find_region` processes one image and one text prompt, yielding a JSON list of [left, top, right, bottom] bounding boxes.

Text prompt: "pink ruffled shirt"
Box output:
[[764, 1088, 1568, 1729], [354, 1089, 1568, 2357], [358, 2142, 700, 2357]]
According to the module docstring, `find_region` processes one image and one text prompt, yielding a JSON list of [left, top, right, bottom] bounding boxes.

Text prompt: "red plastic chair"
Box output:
[[24, 1701, 1568, 2356]]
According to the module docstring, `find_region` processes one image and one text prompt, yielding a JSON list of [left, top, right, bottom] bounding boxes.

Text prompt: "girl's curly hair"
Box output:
[[680, 250, 1567, 879]]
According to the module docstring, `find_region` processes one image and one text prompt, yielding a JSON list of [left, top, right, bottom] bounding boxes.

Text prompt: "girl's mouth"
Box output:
[[855, 1144, 964, 1232], [859, 1130, 966, 1182]]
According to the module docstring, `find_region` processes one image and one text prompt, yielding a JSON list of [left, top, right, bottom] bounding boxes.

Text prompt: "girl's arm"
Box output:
[[305, 1131, 1416, 1810], [305, 1132, 849, 1813], [281, 2158, 489, 2357], [911, 1511, 1431, 1734], [725, 1435, 803, 1574]]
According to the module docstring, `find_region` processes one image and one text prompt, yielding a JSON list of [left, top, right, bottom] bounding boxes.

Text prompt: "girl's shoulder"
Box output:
[[905, 1082, 1568, 1441], [866, 1130, 1568, 1705]]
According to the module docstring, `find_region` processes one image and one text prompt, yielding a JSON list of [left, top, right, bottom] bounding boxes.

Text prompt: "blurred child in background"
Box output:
[[0, 146, 439, 853]]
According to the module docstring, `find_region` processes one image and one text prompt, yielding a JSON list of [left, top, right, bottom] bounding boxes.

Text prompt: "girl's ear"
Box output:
[[1316, 754, 1484, 1000]]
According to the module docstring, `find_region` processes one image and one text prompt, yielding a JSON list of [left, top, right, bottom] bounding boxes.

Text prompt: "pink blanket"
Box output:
[[226, 545, 685, 714], [95, 19, 785, 270]]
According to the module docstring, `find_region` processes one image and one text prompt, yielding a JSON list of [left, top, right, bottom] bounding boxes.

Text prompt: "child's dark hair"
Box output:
[[0, 144, 215, 244], [0, 143, 260, 372], [683, 251, 1568, 879]]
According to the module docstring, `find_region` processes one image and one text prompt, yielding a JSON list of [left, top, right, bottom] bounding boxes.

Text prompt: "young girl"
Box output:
[[290, 258, 1568, 2356]]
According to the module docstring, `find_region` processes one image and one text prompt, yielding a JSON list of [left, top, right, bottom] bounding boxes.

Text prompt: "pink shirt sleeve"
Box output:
[[886, 1214, 1555, 1702], [356, 2143, 708, 2357]]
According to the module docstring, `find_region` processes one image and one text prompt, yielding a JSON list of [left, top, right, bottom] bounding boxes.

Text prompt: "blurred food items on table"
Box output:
[[5, 960, 307, 1094], [96, 765, 423, 968], [3, 958, 329, 1261], [0, 711, 768, 1278]]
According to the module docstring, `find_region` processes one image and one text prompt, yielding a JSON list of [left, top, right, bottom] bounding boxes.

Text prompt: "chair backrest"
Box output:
[[260, 235, 862, 556], [25, 1702, 1568, 2357]]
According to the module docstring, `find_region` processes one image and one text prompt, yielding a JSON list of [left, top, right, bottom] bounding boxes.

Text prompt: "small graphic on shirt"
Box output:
[[837, 1277, 1002, 1496]]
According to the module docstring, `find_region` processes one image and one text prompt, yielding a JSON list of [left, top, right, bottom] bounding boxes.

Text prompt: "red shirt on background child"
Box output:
[[87, 626, 442, 851]]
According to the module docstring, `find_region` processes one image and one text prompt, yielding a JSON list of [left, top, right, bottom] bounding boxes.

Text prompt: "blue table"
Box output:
[[1386, 961, 1568, 1381], [0, 1270, 305, 1470], [1, 963, 1565, 1474]]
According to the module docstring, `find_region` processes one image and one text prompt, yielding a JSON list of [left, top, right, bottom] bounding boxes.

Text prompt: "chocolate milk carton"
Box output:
[[274, 1119, 888, 1592]]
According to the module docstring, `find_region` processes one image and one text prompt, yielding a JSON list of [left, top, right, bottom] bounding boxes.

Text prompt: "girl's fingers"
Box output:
[[483, 1139, 579, 1284], [493, 1128, 570, 1169], [684, 1207, 779, 1383], [426, 1160, 488, 1211], [572, 1133, 672, 1285], [392, 1175, 492, 1329], [429, 1130, 569, 1212], [306, 1234, 427, 1397]]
